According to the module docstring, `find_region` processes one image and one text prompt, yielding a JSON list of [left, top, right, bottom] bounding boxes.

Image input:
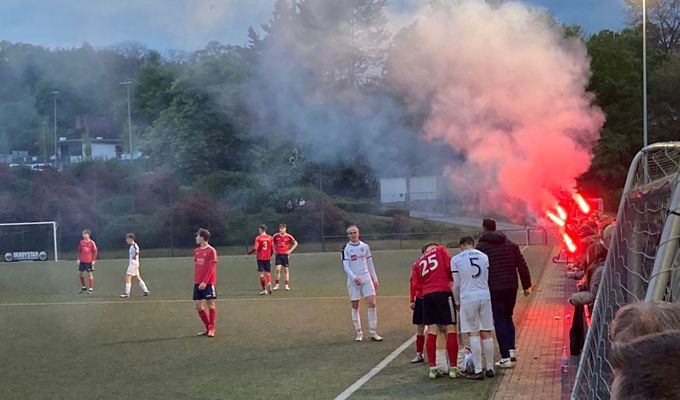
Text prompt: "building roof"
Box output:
[[73, 115, 120, 140]]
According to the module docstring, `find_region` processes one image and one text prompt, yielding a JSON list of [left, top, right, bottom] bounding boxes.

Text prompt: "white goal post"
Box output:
[[0, 221, 58, 262]]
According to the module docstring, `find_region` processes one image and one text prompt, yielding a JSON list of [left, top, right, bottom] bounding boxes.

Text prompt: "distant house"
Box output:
[[379, 176, 442, 204], [58, 115, 122, 166]]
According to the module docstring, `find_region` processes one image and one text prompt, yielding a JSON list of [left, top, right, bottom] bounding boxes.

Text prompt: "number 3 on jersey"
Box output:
[[420, 254, 439, 276]]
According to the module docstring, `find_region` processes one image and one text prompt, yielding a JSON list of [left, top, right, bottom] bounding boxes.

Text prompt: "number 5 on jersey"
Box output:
[[420, 254, 439, 276]]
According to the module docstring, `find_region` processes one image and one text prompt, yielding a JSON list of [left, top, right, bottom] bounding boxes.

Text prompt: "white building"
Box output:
[[379, 176, 441, 204]]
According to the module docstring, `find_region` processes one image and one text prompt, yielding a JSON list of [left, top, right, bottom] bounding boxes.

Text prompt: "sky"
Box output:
[[0, 0, 628, 51]]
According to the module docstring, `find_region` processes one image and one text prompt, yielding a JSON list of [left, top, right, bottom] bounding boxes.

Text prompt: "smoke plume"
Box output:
[[386, 0, 605, 221]]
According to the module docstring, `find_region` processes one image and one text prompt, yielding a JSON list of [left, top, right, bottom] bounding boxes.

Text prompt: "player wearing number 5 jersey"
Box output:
[[412, 243, 459, 379], [451, 237, 495, 380], [341, 225, 382, 342], [248, 225, 274, 295]]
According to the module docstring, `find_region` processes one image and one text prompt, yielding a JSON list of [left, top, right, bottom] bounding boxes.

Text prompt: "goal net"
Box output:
[[0, 222, 58, 262], [572, 143, 680, 399]]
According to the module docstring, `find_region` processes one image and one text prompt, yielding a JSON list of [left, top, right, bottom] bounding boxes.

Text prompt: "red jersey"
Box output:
[[272, 233, 296, 254], [254, 234, 274, 260], [409, 263, 423, 302], [194, 245, 218, 285], [413, 245, 453, 296], [77, 239, 98, 263]]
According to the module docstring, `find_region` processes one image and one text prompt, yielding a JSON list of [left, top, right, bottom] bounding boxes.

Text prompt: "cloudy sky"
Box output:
[[0, 0, 627, 51]]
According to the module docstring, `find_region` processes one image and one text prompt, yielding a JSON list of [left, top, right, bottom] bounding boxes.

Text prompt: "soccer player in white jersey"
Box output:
[[120, 233, 150, 298], [341, 225, 383, 342], [451, 236, 495, 379]]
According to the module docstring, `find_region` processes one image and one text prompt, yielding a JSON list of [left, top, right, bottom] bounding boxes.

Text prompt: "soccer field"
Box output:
[[0, 247, 554, 400]]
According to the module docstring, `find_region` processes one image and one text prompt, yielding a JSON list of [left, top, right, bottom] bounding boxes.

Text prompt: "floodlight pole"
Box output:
[[642, 0, 648, 148], [120, 81, 133, 160], [51, 90, 59, 168]]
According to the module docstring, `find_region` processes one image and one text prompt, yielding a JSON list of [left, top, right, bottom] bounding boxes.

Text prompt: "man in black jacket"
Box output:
[[476, 219, 532, 369]]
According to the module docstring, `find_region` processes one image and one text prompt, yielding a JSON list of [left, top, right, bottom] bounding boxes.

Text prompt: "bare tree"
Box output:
[[626, 0, 680, 53]]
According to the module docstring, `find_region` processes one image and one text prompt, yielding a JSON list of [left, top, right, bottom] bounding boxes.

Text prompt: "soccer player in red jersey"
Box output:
[[410, 261, 425, 363], [412, 242, 459, 379], [248, 225, 274, 295], [76, 229, 98, 294], [272, 224, 298, 291], [193, 228, 218, 338]]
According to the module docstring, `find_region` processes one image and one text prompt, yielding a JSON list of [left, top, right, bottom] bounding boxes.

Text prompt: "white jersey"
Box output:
[[341, 241, 378, 282], [129, 243, 140, 265], [451, 248, 490, 303]]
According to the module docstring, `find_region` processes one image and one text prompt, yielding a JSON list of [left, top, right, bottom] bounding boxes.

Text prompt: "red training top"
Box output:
[[272, 233, 296, 254], [412, 245, 453, 296], [77, 239, 98, 263], [194, 245, 218, 285], [254, 234, 274, 261], [409, 263, 423, 303]]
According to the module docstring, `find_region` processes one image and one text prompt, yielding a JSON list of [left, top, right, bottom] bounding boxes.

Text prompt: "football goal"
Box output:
[[0, 221, 58, 262]]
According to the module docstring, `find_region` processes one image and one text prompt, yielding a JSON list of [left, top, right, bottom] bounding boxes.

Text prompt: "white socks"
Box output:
[[483, 338, 495, 371], [124, 283, 132, 295], [469, 336, 483, 373], [368, 308, 378, 332], [436, 349, 448, 373], [138, 280, 148, 293], [351, 308, 362, 332]]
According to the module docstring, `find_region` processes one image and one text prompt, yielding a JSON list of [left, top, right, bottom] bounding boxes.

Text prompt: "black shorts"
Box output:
[[275, 254, 289, 267], [78, 262, 94, 272], [193, 284, 217, 300], [412, 297, 425, 325], [257, 260, 271, 273], [423, 291, 457, 326]]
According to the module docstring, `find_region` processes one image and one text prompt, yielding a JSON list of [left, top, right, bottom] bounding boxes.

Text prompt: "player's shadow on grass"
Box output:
[[103, 335, 197, 345]]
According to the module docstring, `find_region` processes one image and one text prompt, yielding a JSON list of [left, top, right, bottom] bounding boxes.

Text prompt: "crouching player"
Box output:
[[193, 228, 218, 337], [413, 242, 459, 379], [120, 233, 150, 298], [341, 225, 382, 342], [409, 260, 425, 363], [452, 237, 495, 379]]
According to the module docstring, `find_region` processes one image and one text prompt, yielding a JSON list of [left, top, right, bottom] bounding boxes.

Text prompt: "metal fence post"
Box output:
[[645, 179, 680, 301]]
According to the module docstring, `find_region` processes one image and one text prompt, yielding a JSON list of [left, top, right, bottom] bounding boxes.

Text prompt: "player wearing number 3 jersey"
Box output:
[[412, 243, 459, 379]]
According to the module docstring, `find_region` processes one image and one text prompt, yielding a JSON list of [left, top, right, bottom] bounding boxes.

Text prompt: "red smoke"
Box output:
[[386, 1, 605, 222]]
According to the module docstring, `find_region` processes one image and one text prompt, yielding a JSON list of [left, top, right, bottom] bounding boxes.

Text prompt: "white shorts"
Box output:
[[126, 262, 140, 277], [347, 278, 375, 301], [460, 299, 494, 333]]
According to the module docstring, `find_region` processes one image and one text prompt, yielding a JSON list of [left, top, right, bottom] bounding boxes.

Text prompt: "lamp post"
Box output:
[[642, 0, 648, 147], [119, 81, 133, 160], [51, 90, 59, 168]]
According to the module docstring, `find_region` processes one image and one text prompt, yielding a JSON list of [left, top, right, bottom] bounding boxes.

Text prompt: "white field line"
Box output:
[[334, 335, 417, 400], [332, 245, 533, 399], [0, 295, 408, 307]]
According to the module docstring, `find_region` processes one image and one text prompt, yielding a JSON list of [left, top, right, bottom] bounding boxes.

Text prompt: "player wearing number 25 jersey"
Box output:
[[412, 243, 459, 379]]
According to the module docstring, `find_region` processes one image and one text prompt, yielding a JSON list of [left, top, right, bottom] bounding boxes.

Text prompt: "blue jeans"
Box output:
[[491, 289, 517, 359]]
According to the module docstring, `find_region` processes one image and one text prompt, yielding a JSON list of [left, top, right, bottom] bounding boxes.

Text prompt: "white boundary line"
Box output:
[[334, 335, 416, 400], [0, 295, 408, 307], [331, 245, 533, 399]]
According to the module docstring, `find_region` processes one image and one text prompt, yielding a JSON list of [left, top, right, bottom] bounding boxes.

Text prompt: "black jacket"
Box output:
[[477, 232, 532, 292]]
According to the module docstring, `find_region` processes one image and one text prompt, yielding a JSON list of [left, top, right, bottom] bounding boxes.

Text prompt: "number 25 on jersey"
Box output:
[[420, 254, 439, 276]]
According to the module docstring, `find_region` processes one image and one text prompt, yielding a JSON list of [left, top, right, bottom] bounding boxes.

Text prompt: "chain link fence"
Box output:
[[572, 142, 680, 399]]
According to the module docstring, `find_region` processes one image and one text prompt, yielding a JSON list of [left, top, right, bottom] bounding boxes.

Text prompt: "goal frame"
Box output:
[[0, 221, 58, 262]]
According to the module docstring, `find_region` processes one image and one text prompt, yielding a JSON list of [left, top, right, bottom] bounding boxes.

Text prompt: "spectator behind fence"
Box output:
[[569, 224, 614, 308], [476, 218, 532, 369], [609, 301, 680, 400]]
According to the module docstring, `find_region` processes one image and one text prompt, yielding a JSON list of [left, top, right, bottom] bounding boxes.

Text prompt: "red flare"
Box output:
[[572, 192, 591, 214], [546, 210, 565, 227], [556, 205, 567, 221], [563, 233, 577, 253]]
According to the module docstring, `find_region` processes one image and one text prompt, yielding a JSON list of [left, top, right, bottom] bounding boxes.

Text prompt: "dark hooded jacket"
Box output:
[[476, 231, 532, 292]]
